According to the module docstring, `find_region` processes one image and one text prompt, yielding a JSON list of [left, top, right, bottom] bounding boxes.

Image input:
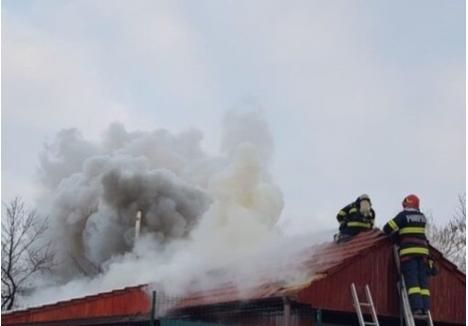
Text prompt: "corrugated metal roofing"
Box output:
[[172, 230, 465, 324], [174, 230, 389, 308], [2, 285, 150, 325], [2, 229, 465, 325]]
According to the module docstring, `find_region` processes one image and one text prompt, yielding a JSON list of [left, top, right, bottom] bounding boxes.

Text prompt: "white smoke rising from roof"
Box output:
[[22, 109, 305, 307], [221, 109, 273, 164]]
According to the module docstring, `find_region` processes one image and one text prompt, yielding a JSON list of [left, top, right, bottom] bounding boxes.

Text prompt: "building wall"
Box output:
[[296, 242, 465, 324], [429, 255, 466, 322], [297, 242, 399, 316]]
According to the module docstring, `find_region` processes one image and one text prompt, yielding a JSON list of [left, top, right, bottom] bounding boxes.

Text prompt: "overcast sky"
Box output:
[[2, 0, 465, 234]]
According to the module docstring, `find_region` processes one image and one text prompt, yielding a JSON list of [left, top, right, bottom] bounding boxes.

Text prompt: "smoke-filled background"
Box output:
[[21, 110, 307, 306], [2, 0, 465, 308]]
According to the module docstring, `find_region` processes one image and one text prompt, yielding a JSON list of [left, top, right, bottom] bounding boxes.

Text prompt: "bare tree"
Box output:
[[1, 197, 55, 311], [427, 194, 466, 271]]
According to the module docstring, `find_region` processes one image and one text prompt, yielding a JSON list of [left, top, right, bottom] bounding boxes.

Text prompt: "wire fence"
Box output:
[[148, 291, 321, 326]]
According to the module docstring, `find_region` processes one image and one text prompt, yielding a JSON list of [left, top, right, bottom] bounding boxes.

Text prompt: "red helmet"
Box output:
[[402, 194, 420, 209]]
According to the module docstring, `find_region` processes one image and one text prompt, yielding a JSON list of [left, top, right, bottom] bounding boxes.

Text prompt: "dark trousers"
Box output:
[[401, 257, 430, 311]]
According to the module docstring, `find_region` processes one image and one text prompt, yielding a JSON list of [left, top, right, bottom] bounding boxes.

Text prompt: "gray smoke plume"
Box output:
[[30, 109, 284, 295], [38, 125, 213, 280]]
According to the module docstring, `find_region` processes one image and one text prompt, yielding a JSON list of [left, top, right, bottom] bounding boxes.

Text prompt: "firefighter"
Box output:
[[335, 194, 375, 242], [383, 194, 430, 316]]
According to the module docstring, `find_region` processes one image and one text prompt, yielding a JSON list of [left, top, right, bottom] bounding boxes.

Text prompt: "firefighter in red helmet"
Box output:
[[383, 194, 431, 316]]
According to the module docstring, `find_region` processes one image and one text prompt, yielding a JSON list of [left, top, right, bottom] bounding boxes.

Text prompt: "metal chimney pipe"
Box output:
[[135, 210, 142, 243]]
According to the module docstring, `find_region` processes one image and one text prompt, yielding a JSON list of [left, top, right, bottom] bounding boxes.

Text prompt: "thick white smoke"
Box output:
[[23, 110, 296, 306]]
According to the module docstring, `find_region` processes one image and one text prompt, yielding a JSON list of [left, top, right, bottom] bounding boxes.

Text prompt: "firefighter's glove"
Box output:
[[427, 257, 439, 277]]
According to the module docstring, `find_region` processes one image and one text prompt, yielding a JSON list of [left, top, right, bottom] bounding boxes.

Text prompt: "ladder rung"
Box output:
[[413, 314, 429, 320], [351, 283, 380, 326]]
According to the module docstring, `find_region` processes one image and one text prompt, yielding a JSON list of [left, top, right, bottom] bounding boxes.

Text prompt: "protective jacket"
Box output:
[[383, 207, 431, 312], [383, 208, 429, 258], [337, 202, 375, 236]]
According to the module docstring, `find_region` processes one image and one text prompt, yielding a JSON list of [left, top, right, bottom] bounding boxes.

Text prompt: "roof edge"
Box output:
[[1, 284, 148, 317]]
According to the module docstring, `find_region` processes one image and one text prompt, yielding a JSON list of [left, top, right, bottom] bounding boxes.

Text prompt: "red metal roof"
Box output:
[[2, 230, 465, 325], [295, 234, 465, 324], [173, 230, 465, 324], [175, 230, 389, 308], [2, 285, 150, 325]]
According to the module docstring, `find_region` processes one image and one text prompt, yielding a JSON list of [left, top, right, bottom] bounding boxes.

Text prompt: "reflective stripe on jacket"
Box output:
[[337, 202, 375, 232], [383, 208, 429, 257]]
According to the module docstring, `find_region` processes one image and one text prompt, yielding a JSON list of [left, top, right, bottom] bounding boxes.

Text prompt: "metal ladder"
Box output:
[[351, 283, 380, 326], [393, 246, 434, 326]]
